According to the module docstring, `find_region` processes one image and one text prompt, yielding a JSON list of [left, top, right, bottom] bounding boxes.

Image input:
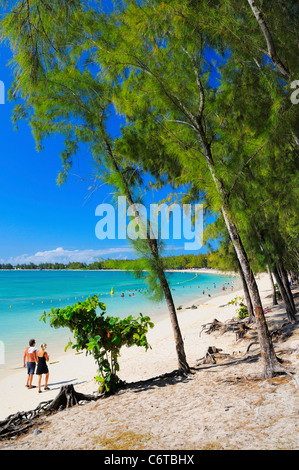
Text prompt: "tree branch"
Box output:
[[247, 0, 290, 81], [182, 47, 205, 122]]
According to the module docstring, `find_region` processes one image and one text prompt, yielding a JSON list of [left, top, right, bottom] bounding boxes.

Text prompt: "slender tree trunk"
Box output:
[[194, 125, 282, 377], [267, 265, 278, 306], [279, 265, 296, 313], [240, 191, 295, 324], [220, 203, 283, 378], [157, 267, 191, 372], [237, 258, 255, 323], [105, 139, 190, 373], [257, 236, 295, 321], [272, 265, 296, 323], [290, 270, 299, 285]]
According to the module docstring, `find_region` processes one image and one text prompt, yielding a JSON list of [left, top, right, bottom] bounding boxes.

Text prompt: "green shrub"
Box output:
[[228, 296, 248, 320], [40, 295, 154, 394]]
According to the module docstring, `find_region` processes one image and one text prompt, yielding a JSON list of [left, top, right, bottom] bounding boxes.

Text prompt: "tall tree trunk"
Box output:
[[105, 139, 190, 373], [267, 265, 278, 306], [237, 258, 255, 323], [279, 265, 296, 313], [221, 203, 283, 378], [290, 270, 299, 285], [242, 193, 295, 324], [195, 124, 282, 377], [272, 265, 296, 323], [157, 267, 191, 373]]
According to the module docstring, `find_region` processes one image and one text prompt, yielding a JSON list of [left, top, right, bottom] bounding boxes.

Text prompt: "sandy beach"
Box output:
[[0, 271, 298, 450]]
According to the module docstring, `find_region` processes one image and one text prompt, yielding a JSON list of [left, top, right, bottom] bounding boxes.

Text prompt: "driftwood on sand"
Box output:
[[199, 318, 253, 341], [196, 346, 231, 365], [0, 385, 99, 441]]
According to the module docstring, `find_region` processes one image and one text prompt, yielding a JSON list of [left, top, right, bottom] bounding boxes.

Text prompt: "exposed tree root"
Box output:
[[199, 318, 253, 340], [196, 346, 231, 365], [0, 385, 100, 441], [45, 384, 99, 412], [198, 316, 298, 380]]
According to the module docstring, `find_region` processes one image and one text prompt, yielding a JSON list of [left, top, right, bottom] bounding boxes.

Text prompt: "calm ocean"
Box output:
[[0, 270, 236, 375]]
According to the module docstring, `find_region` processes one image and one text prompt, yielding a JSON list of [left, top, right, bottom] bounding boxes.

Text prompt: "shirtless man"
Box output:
[[23, 339, 38, 388]]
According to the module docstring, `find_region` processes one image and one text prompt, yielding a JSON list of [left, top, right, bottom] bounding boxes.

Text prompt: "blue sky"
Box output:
[[0, 43, 131, 264], [0, 33, 215, 266]]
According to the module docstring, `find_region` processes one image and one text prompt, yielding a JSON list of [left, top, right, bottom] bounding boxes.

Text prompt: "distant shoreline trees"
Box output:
[[0, 253, 212, 271]]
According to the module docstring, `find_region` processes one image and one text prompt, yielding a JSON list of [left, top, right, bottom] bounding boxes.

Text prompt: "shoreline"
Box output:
[[0, 268, 237, 375], [0, 270, 245, 421], [0, 267, 238, 275]]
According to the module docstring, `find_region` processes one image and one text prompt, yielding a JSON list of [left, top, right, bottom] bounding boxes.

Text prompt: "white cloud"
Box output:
[[2, 244, 185, 266], [5, 246, 136, 265]]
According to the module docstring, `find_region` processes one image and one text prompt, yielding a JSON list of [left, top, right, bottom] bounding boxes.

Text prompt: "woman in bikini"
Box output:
[[36, 343, 50, 393]]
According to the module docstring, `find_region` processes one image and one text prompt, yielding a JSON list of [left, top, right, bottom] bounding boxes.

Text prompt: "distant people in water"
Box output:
[[36, 343, 50, 393], [23, 339, 38, 389]]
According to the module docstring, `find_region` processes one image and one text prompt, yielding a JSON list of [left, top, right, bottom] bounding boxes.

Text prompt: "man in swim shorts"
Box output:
[[23, 339, 38, 389]]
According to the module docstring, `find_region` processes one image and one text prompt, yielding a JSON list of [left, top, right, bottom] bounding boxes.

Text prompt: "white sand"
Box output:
[[1, 271, 298, 450]]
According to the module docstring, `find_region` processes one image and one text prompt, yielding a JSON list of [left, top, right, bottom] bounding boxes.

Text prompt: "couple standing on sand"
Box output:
[[23, 339, 50, 393]]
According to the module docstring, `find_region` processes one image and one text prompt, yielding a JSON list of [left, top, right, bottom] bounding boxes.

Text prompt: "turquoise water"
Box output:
[[0, 270, 236, 374]]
